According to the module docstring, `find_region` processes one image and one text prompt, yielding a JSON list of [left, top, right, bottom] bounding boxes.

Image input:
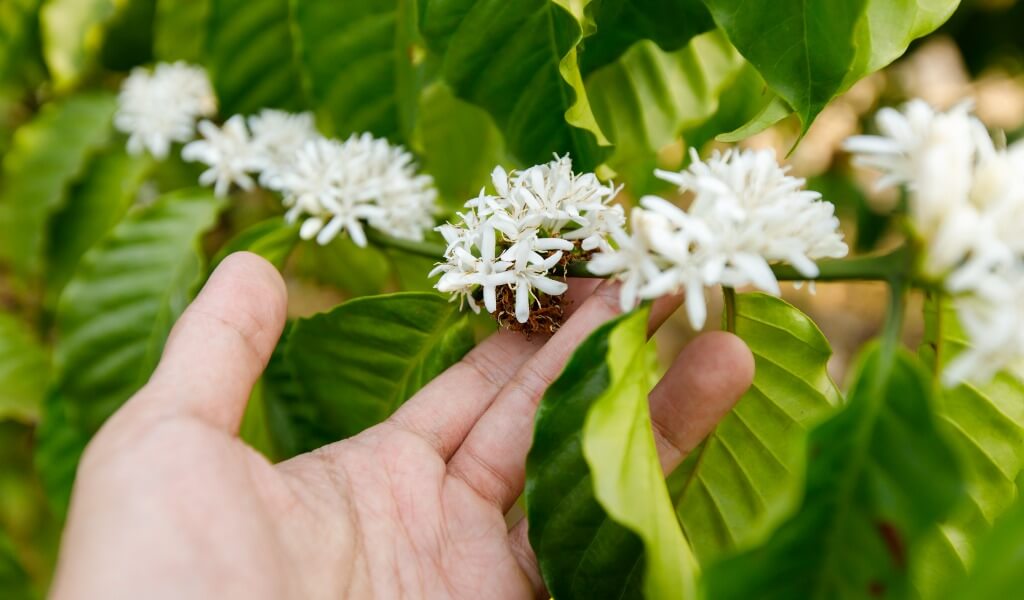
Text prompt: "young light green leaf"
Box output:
[[913, 296, 1024, 599], [35, 189, 224, 514], [579, 0, 714, 74], [284, 292, 474, 450], [0, 313, 49, 424], [671, 293, 840, 564], [526, 308, 697, 599], [586, 30, 744, 190], [291, 0, 420, 140], [204, 0, 305, 114], [0, 94, 116, 280], [40, 0, 121, 90], [714, 95, 791, 143], [154, 0, 209, 62], [45, 147, 152, 304], [419, 0, 608, 170], [947, 490, 1024, 600], [704, 344, 964, 600]]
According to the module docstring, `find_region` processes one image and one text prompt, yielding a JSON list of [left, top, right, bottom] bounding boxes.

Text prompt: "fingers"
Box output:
[[130, 252, 287, 432], [648, 331, 754, 473], [505, 332, 754, 593], [445, 281, 682, 511], [387, 278, 603, 459]]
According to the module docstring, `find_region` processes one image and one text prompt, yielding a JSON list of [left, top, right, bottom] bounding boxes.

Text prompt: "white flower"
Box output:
[[114, 62, 216, 159], [248, 110, 318, 186], [945, 267, 1024, 386], [432, 155, 619, 327], [181, 116, 260, 197], [590, 148, 847, 329], [270, 132, 437, 247]]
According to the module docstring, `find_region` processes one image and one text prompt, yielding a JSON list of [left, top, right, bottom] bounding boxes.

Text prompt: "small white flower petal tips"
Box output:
[[182, 116, 260, 197], [115, 62, 216, 159], [590, 148, 847, 329], [432, 155, 621, 332], [846, 99, 1024, 386]]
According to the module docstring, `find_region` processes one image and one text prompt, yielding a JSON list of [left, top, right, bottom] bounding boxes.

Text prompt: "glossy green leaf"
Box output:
[[714, 95, 791, 143], [255, 330, 306, 459], [204, 0, 304, 114], [913, 297, 1024, 599], [412, 82, 506, 209], [45, 147, 152, 304], [681, 63, 772, 150], [579, 0, 714, 74], [35, 189, 224, 514], [701, 0, 868, 131], [704, 344, 964, 600], [586, 30, 743, 189], [292, 237, 391, 297], [291, 0, 419, 140], [211, 218, 299, 272], [671, 293, 840, 564], [0, 313, 48, 423], [527, 308, 697, 600], [0, 94, 116, 280], [947, 491, 1024, 600], [284, 292, 474, 449], [419, 0, 608, 169], [154, 0, 209, 62]]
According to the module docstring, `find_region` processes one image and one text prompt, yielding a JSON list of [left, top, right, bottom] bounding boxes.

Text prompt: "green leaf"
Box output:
[[45, 147, 152, 304], [714, 95, 791, 143], [419, 0, 608, 169], [39, 0, 122, 90], [0, 0, 45, 88], [0, 313, 49, 423], [0, 527, 33, 600], [154, 0, 209, 62], [211, 218, 299, 272], [579, 0, 714, 74], [947, 491, 1024, 600], [204, 0, 304, 114], [671, 293, 840, 564], [291, 0, 420, 140], [0, 93, 116, 280], [681, 63, 773, 149], [586, 30, 743, 190], [412, 82, 505, 209], [284, 292, 474, 450], [704, 344, 964, 600], [913, 297, 1024, 599], [35, 189, 224, 514], [527, 308, 697, 599], [292, 237, 391, 297], [701, 0, 868, 131]]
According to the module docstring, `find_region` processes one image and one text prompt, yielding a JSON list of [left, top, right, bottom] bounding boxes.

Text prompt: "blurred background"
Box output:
[[0, 0, 1022, 595]]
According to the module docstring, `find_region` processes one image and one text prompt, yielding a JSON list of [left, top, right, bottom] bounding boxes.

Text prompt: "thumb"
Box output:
[[132, 252, 287, 432]]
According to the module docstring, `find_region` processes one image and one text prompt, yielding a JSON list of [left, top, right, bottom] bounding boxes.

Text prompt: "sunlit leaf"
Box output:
[[0, 313, 49, 424], [40, 0, 122, 89], [704, 344, 964, 600], [913, 296, 1024, 599], [947, 490, 1024, 600], [211, 218, 299, 272], [154, 0, 208, 62], [0, 94, 116, 281], [35, 189, 224, 515], [670, 293, 840, 563], [284, 292, 474, 450], [527, 308, 697, 599]]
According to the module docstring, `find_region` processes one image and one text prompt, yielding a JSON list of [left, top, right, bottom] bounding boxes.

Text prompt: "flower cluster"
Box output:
[[589, 148, 848, 329], [115, 63, 438, 246], [114, 62, 217, 159], [845, 100, 1024, 384], [431, 156, 623, 331]]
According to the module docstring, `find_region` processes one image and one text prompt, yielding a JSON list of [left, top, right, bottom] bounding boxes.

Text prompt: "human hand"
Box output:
[[49, 252, 754, 600]]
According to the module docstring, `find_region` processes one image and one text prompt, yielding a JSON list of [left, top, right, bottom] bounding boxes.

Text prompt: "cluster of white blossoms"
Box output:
[[114, 62, 217, 159], [115, 62, 438, 246], [845, 100, 1024, 385], [589, 148, 849, 329], [431, 156, 624, 328]]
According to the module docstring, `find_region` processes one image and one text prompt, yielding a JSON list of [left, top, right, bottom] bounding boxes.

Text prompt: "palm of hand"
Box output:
[[52, 253, 752, 600]]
